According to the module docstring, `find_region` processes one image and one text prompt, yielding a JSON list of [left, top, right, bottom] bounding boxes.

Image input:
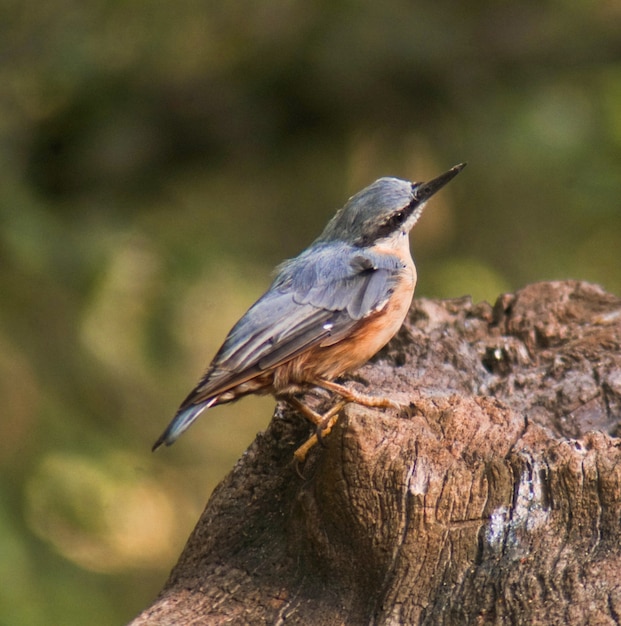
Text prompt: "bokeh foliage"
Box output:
[[1, 1, 620, 623]]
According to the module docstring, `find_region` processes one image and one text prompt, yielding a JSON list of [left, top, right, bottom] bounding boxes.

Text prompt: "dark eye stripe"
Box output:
[[354, 205, 412, 247]]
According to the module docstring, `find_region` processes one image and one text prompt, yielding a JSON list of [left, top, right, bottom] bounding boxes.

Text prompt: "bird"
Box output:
[[153, 163, 466, 453]]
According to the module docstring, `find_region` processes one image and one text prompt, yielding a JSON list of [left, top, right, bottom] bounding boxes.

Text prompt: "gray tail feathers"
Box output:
[[152, 400, 214, 451]]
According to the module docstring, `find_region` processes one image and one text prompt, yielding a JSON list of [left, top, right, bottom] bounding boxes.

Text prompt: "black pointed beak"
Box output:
[[413, 162, 466, 203]]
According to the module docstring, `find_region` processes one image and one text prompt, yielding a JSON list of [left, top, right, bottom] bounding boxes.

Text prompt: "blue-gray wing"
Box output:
[[190, 244, 406, 399], [154, 244, 406, 448]]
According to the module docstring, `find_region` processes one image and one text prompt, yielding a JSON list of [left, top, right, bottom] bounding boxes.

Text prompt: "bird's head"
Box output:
[[318, 163, 466, 248]]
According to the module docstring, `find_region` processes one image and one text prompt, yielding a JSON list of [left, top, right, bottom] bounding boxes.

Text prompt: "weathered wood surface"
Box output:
[[132, 281, 621, 625]]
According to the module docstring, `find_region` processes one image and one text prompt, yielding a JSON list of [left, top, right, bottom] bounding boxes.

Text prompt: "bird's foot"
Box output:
[[313, 378, 406, 411], [288, 399, 347, 465]]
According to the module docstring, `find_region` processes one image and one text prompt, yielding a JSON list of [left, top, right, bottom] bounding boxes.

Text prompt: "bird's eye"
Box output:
[[368, 208, 410, 245], [389, 211, 405, 228]]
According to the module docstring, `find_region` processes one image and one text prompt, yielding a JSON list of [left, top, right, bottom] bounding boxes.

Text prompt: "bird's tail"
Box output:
[[152, 398, 217, 451]]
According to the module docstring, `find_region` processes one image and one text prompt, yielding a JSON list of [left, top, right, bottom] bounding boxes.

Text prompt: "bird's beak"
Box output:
[[413, 162, 466, 203]]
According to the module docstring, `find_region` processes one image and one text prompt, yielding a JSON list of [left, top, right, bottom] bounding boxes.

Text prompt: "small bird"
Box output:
[[153, 163, 466, 452]]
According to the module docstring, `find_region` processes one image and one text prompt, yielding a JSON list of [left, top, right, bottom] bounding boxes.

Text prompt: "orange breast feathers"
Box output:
[[273, 243, 416, 388]]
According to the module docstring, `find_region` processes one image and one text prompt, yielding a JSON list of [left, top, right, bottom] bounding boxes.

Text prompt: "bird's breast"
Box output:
[[274, 251, 416, 387], [343, 250, 416, 364]]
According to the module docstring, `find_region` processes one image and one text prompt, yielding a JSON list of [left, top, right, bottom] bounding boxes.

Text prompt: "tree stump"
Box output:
[[131, 281, 621, 625]]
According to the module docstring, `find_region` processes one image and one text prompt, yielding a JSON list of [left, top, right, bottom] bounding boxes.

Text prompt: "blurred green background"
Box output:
[[2, 1, 620, 623]]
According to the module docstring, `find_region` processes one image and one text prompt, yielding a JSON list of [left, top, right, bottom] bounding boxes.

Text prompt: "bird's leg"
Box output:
[[286, 395, 347, 443], [313, 378, 404, 410], [283, 395, 347, 461], [314, 400, 348, 446], [285, 396, 325, 426], [292, 400, 347, 463], [283, 374, 404, 465]]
